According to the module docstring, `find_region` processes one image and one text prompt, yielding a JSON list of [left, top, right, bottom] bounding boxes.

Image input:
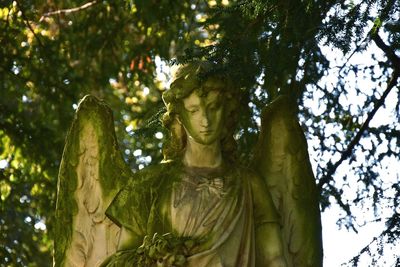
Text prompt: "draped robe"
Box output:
[[105, 161, 279, 267]]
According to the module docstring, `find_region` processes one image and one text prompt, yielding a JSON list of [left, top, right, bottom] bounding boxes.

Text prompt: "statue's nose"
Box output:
[[200, 110, 210, 127]]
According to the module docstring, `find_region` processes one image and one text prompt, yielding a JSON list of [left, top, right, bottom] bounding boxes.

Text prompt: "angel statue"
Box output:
[[54, 61, 323, 267]]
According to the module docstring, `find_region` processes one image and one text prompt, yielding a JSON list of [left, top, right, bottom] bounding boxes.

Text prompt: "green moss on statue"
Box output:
[[54, 96, 132, 267]]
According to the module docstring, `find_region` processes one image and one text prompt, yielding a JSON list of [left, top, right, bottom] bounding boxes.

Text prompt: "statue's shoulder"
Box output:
[[233, 164, 271, 197], [106, 161, 180, 228], [223, 162, 265, 191], [126, 160, 181, 189], [231, 164, 261, 182], [234, 164, 280, 223]]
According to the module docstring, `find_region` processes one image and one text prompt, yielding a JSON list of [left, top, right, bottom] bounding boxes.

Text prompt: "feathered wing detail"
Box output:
[[253, 95, 323, 267], [54, 95, 133, 267]]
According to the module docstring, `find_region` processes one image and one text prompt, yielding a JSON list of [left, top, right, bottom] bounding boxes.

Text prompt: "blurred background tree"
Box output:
[[0, 0, 399, 266]]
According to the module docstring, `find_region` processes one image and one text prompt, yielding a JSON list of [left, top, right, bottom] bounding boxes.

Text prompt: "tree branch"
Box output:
[[347, 212, 400, 265], [318, 32, 400, 192], [370, 31, 400, 70], [39, 1, 99, 21], [15, 0, 43, 47]]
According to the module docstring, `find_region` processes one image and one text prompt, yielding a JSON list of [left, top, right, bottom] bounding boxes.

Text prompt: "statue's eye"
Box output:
[[209, 102, 220, 111]]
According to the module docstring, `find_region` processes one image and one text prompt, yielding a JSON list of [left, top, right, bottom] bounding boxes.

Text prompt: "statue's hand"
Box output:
[[268, 256, 288, 267], [101, 233, 196, 267]]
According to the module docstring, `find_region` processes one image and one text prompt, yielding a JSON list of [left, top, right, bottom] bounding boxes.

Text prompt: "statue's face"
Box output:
[[179, 89, 224, 145]]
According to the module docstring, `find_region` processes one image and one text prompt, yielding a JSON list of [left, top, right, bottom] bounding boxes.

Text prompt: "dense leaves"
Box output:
[[0, 0, 399, 266]]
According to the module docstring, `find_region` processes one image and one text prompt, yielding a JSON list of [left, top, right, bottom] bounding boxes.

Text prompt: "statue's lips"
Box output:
[[200, 130, 213, 135]]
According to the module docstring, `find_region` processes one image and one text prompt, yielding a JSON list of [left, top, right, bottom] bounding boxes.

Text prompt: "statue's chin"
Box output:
[[187, 132, 221, 146]]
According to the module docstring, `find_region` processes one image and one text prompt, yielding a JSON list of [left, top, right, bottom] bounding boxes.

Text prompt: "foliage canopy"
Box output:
[[1, 0, 399, 266]]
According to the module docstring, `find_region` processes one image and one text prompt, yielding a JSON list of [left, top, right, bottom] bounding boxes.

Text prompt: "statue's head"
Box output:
[[162, 61, 239, 161]]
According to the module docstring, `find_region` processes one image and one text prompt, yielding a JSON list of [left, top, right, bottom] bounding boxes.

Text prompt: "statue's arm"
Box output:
[[250, 173, 287, 267], [117, 226, 142, 250], [99, 226, 141, 267], [104, 184, 146, 251], [255, 223, 287, 267]]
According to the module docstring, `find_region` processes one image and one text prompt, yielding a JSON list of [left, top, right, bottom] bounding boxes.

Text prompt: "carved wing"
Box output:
[[252, 95, 323, 267], [54, 95, 132, 267]]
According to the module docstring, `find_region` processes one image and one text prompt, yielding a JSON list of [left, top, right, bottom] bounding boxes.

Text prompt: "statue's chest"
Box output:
[[169, 169, 242, 238]]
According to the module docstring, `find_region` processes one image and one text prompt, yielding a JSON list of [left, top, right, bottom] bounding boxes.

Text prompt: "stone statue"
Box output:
[[54, 61, 323, 267]]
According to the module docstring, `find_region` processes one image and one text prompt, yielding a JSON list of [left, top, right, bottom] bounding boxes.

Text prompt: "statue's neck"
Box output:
[[183, 138, 222, 168]]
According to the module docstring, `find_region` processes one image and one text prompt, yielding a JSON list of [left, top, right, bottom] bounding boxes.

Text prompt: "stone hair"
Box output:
[[161, 61, 240, 161]]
